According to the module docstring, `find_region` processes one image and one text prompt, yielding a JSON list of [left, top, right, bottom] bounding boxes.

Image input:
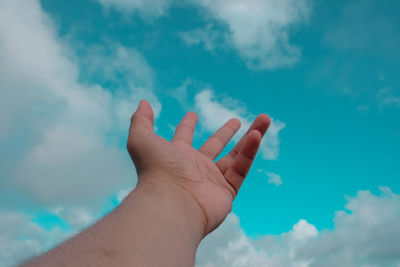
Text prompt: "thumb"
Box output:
[[129, 100, 155, 134], [127, 100, 155, 163]]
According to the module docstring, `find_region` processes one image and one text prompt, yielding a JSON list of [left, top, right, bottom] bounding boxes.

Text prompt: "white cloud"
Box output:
[[196, 213, 317, 267], [80, 43, 155, 89], [194, 89, 286, 160], [258, 169, 283, 186], [116, 188, 132, 203], [0, 191, 129, 265], [290, 219, 318, 241], [79, 43, 162, 132], [95, 0, 312, 70], [187, 0, 312, 70], [0, 0, 159, 208], [0, 1, 160, 263], [52, 206, 94, 230], [97, 0, 172, 19], [7, 187, 400, 267], [14, 126, 133, 206], [297, 187, 400, 267], [179, 24, 229, 52], [0, 210, 69, 267], [197, 187, 400, 267]]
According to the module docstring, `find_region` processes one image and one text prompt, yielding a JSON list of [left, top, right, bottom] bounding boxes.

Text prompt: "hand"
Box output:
[[127, 100, 271, 236], [20, 100, 271, 267]]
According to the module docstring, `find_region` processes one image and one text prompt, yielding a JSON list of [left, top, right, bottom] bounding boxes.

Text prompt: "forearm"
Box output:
[[22, 178, 206, 267]]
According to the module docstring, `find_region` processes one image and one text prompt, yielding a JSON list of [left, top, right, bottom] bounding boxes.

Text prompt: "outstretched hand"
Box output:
[[127, 100, 271, 235], [20, 99, 271, 267]]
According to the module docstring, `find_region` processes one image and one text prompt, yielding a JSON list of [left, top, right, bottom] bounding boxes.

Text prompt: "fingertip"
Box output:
[[231, 118, 242, 128], [251, 114, 271, 137], [258, 113, 271, 125], [140, 99, 153, 111], [140, 99, 153, 109], [187, 111, 199, 122], [248, 129, 262, 142], [225, 118, 241, 132], [133, 99, 154, 126]]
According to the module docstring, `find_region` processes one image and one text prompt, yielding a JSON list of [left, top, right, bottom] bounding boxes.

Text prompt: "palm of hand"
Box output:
[[151, 137, 236, 233], [127, 101, 270, 234]]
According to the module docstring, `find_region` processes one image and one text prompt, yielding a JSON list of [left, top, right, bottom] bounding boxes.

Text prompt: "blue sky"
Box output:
[[1, 0, 400, 266]]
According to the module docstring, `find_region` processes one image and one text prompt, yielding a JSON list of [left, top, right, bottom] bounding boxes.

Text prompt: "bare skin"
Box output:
[[21, 100, 271, 267]]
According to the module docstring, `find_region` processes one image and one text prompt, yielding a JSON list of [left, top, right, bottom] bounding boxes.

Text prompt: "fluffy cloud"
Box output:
[[197, 187, 400, 267], [5, 187, 400, 266], [0, 2, 161, 264], [197, 213, 318, 267], [0, 191, 128, 266], [0, 210, 68, 266], [297, 187, 400, 267], [0, 0, 159, 209], [194, 89, 286, 160], [185, 0, 312, 70]]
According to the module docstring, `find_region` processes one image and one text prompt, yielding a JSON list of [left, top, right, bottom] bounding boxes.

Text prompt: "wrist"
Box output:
[[123, 176, 207, 250]]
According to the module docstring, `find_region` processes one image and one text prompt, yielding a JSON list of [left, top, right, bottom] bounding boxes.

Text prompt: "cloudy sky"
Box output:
[[1, 0, 400, 266]]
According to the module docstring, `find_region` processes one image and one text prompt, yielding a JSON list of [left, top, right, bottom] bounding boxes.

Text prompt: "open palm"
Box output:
[[127, 100, 270, 234]]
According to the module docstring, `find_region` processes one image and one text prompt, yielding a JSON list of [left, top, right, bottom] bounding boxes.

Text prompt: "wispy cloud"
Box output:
[[97, 0, 172, 19], [377, 88, 400, 108], [179, 24, 229, 52], [312, 0, 400, 109], [258, 169, 283, 186]]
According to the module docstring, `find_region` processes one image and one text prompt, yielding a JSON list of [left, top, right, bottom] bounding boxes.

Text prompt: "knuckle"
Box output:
[[200, 148, 214, 159], [177, 123, 194, 132], [231, 164, 247, 178]]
